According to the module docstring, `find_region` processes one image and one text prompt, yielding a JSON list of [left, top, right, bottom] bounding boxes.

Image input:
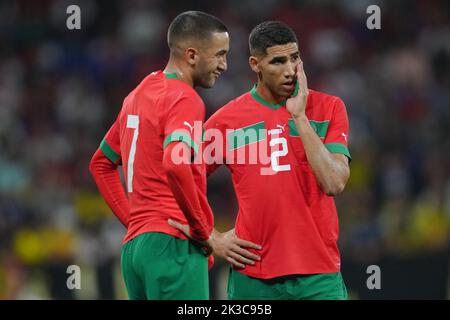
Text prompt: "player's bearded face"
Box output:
[[194, 32, 229, 88], [257, 43, 300, 98]]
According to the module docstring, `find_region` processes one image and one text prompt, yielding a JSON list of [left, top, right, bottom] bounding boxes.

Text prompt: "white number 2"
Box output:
[[268, 129, 291, 172], [126, 115, 139, 192]]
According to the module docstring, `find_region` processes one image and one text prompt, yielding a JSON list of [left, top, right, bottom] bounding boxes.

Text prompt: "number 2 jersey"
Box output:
[[99, 71, 213, 244], [204, 85, 351, 279]]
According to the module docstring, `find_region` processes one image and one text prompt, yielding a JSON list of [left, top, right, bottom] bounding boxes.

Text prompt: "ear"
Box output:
[[185, 47, 199, 66], [249, 56, 260, 73]]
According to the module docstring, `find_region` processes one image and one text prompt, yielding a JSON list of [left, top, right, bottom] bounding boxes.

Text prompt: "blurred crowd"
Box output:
[[0, 0, 449, 299]]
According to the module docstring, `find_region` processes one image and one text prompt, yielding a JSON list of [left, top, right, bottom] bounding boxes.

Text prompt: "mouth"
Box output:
[[282, 81, 295, 91], [213, 72, 221, 79]]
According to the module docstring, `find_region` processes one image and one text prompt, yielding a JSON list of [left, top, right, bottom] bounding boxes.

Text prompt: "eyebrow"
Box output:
[[269, 51, 300, 63]]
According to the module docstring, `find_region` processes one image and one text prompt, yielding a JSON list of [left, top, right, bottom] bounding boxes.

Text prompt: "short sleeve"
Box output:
[[100, 119, 122, 164], [323, 98, 351, 160], [163, 94, 205, 157]]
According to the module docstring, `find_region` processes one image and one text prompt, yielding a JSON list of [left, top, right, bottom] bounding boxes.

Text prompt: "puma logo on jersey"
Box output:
[[341, 133, 348, 142], [184, 121, 194, 133], [276, 124, 286, 131]]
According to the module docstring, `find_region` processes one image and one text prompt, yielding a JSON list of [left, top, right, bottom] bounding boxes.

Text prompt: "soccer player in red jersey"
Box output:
[[89, 11, 258, 300], [176, 21, 351, 299]]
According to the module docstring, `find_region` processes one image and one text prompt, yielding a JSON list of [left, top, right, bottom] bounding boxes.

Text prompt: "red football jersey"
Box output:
[[204, 85, 351, 278], [100, 71, 213, 243]]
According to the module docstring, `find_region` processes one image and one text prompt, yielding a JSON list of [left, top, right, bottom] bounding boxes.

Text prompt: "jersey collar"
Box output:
[[163, 72, 180, 79], [249, 82, 299, 110]]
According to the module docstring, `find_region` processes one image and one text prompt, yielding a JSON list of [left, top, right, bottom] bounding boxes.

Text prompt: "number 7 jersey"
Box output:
[[204, 85, 351, 278], [99, 71, 212, 244]]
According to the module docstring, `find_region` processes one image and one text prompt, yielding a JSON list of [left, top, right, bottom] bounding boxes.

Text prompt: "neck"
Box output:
[[164, 57, 194, 87], [256, 81, 285, 105]]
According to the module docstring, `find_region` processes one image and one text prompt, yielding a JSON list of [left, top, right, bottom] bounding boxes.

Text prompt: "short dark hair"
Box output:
[[249, 21, 298, 56], [168, 11, 228, 49]]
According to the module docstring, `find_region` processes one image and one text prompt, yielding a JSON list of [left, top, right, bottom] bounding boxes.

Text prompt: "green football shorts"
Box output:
[[121, 232, 209, 300], [228, 268, 348, 300]]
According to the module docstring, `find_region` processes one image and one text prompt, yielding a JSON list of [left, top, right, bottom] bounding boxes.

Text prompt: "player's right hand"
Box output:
[[211, 229, 262, 269]]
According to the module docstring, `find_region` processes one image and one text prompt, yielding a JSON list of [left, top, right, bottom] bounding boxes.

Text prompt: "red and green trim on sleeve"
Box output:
[[163, 132, 199, 157], [100, 138, 121, 164]]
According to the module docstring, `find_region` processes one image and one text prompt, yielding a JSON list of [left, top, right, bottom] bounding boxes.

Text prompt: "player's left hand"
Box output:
[[168, 219, 262, 268], [286, 61, 309, 119], [211, 228, 262, 269]]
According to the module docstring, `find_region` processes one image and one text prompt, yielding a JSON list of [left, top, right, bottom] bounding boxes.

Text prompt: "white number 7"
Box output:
[[126, 115, 139, 192]]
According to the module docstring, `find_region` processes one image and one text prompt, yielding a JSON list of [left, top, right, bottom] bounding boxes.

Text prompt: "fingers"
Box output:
[[297, 61, 308, 93], [226, 257, 245, 269], [296, 61, 302, 74], [229, 251, 256, 266], [168, 219, 183, 230], [235, 238, 262, 250], [218, 231, 263, 268], [168, 219, 191, 239], [232, 245, 261, 261], [231, 236, 262, 260]]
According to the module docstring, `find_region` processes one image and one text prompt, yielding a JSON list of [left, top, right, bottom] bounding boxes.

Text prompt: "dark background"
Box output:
[[0, 0, 449, 299]]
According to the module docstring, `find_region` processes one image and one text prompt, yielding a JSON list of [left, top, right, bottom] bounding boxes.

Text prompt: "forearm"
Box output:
[[294, 115, 349, 195], [163, 143, 212, 241], [89, 149, 130, 227]]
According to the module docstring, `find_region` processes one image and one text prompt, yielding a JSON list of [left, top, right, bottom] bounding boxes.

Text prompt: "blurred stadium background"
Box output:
[[0, 0, 449, 299]]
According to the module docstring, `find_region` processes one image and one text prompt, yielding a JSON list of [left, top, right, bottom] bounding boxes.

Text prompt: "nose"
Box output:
[[218, 56, 227, 72], [285, 61, 296, 78]]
